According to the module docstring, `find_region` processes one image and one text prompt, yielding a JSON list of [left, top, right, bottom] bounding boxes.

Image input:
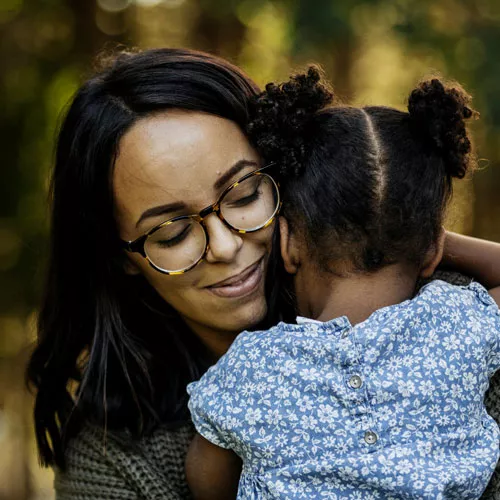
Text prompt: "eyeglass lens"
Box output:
[[144, 174, 278, 273]]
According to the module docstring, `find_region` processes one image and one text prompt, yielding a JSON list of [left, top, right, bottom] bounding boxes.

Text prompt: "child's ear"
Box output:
[[420, 228, 446, 278], [279, 216, 300, 274]]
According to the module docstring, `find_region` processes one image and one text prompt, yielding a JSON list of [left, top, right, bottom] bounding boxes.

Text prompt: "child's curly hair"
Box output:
[[248, 66, 334, 176], [248, 68, 478, 274]]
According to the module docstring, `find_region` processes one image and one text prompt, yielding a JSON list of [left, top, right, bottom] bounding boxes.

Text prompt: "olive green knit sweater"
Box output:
[[54, 273, 500, 499], [54, 422, 195, 499]]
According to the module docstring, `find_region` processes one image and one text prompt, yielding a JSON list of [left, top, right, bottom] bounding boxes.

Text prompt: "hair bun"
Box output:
[[247, 66, 334, 177], [408, 78, 478, 179]]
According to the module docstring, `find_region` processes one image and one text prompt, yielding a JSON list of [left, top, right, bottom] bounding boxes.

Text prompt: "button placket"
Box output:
[[340, 325, 379, 451]]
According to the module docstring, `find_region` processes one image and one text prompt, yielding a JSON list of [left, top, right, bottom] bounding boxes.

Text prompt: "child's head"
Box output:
[[248, 68, 477, 279]]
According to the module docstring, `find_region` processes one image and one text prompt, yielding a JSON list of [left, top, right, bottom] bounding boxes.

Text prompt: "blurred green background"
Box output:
[[0, 0, 499, 498]]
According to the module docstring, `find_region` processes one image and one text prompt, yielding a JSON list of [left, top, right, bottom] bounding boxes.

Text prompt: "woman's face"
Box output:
[[113, 110, 275, 355]]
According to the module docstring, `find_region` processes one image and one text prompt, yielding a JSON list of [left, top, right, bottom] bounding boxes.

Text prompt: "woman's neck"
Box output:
[[183, 317, 240, 359], [297, 263, 419, 326]]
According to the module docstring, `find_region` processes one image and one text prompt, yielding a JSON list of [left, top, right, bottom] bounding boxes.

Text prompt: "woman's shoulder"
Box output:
[[417, 269, 472, 289], [55, 421, 195, 499]]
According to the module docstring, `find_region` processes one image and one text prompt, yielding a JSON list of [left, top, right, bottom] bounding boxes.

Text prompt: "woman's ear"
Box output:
[[420, 228, 446, 278], [121, 253, 142, 276], [279, 216, 300, 274]]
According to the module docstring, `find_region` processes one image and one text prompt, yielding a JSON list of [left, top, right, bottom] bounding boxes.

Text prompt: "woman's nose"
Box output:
[[203, 214, 243, 264]]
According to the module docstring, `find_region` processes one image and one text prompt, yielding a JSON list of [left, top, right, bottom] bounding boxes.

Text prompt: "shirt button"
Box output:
[[340, 329, 350, 339], [364, 430, 378, 445], [348, 375, 363, 389]]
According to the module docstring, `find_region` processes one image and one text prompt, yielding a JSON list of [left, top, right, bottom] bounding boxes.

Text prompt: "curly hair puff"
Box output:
[[408, 78, 478, 179], [247, 66, 334, 176]]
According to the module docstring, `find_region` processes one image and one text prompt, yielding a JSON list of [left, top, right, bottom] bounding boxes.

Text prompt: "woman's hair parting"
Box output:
[[248, 68, 477, 274]]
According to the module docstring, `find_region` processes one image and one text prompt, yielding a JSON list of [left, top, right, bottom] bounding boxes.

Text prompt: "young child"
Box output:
[[185, 69, 500, 499]]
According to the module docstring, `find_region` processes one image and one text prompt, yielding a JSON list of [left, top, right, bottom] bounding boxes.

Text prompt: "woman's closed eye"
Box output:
[[227, 188, 262, 208], [155, 223, 193, 248]]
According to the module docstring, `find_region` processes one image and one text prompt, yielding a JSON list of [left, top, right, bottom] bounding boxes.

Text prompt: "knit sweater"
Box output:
[[54, 272, 500, 499], [55, 422, 195, 499]]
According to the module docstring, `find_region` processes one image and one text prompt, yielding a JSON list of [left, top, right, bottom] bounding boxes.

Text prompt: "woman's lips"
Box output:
[[205, 259, 263, 298]]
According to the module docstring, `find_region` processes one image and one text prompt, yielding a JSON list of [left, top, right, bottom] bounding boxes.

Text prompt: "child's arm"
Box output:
[[489, 287, 500, 307], [441, 231, 500, 290], [185, 433, 242, 500]]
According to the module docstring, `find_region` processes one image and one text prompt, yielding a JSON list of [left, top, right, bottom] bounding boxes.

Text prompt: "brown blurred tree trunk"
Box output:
[[66, 0, 108, 62], [67, 0, 135, 64], [190, 10, 247, 62], [313, 37, 356, 103]]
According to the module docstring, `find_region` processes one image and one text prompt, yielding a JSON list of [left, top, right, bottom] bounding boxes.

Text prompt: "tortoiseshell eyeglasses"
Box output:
[[120, 164, 281, 275]]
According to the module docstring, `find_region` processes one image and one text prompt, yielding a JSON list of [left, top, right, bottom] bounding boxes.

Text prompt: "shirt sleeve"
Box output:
[[187, 340, 248, 450], [466, 282, 500, 374]]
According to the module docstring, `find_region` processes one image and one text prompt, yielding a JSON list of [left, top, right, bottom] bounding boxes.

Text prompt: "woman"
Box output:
[[27, 48, 500, 499]]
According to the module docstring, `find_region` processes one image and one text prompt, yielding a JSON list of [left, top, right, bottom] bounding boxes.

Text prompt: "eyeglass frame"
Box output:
[[119, 163, 281, 275]]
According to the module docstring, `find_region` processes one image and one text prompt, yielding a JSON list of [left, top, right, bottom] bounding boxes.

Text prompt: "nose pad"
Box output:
[[203, 213, 243, 264]]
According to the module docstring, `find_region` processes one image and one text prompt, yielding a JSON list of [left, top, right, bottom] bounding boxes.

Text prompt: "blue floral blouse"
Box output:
[[187, 281, 500, 499]]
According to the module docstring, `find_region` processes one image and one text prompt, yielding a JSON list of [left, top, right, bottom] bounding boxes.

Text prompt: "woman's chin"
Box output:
[[229, 298, 268, 333], [193, 294, 267, 335], [182, 296, 268, 357], [205, 292, 268, 335]]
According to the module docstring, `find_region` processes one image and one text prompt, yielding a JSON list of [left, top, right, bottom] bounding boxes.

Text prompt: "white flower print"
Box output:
[[300, 414, 318, 430], [423, 356, 438, 371], [395, 459, 413, 474], [443, 334, 461, 351], [245, 407, 262, 425], [300, 367, 320, 381], [317, 404, 339, 423], [275, 385, 290, 399], [265, 408, 282, 426], [397, 380, 416, 397], [297, 395, 314, 412], [187, 281, 500, 499]]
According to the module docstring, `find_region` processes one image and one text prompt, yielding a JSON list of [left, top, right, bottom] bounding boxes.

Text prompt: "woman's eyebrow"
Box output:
[[136, 202, 186, 228], [136, 160, 259, 228], [213, 159, 259, 190]]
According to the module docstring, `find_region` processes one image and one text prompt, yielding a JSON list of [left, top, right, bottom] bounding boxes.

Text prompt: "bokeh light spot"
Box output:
[[97, 0, 132, 13], [135, 0, 169, 7]]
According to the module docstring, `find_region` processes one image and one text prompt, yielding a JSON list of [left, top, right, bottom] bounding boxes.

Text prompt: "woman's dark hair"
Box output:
[[26, 48, 265, 468], [248, 68, 477, 273]]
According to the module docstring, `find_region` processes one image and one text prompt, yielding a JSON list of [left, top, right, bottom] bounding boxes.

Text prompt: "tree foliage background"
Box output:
[[0, 0, 499, 497]]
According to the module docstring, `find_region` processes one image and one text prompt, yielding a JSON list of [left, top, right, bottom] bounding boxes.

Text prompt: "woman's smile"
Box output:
[[204, 256, 265, 298]]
